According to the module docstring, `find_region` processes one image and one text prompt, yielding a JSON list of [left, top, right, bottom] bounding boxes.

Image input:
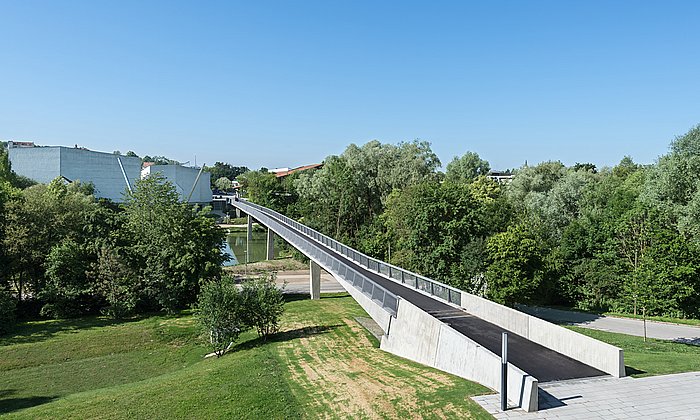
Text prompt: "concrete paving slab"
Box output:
[[473, 371, 700, 419]]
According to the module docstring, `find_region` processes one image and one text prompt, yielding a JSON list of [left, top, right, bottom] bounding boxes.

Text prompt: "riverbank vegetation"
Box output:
[[240, 125, 700, 319]]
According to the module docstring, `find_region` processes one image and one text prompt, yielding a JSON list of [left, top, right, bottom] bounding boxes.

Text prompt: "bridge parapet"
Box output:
[[232, 199, 399, 316], [239, 200, 463, 307]]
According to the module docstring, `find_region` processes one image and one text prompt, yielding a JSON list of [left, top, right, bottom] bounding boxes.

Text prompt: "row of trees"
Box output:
[[241, 128, 700, 318], [0, 145, 227, 331]]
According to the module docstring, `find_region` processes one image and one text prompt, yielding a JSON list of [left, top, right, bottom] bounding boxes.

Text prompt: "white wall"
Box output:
[[381, 298, 539, 412], [460, 292, 625, 378], [143, 165, 212, 203], [8, 146, 140, 202]]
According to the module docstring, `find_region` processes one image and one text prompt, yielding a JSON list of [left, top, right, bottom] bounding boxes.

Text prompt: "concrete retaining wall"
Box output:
[[460, 292, 624, 378], [381, 298, 538, 412]]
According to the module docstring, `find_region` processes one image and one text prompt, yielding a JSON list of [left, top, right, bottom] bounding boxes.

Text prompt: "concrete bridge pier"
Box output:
[[246, 215, 253, 264], [310, 260, 321, 300], [266, 229, 275, 260]]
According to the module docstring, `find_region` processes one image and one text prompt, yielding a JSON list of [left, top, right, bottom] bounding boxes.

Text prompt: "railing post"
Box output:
[[501, 332, 508, 411]]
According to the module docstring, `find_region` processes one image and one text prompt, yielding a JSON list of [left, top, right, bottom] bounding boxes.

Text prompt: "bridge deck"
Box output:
[[318, 239, 606, 383]]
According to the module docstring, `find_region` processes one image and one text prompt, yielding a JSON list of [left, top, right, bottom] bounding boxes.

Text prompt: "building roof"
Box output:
[[275, 163, 323, 178]]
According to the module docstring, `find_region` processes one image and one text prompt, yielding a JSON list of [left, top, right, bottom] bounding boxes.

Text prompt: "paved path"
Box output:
[[473, 371, 700, 419], [519, 306, 700, 345], [274, 270, 346, 294]]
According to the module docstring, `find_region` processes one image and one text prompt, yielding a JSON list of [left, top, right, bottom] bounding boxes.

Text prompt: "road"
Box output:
[[519, 306, 700, 345], [238, 201, 607, 383]]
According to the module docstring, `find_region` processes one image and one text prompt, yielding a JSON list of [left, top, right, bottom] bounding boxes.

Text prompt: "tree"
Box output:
[[122, 173, 226, 312], [445, 151, 491, 183], [485, 223, 545, 306], [644, 124, 700, 242], [384, 181, 495, 291], [206, 162, 249, 187], [295, 140, 440, 250], [3, 179, 107, 308], [214, 176, 234, 192]]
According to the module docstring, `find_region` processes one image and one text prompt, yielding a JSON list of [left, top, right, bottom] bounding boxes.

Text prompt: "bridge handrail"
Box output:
[[239, 199, 462, 306], [233, 199, 399, 315]]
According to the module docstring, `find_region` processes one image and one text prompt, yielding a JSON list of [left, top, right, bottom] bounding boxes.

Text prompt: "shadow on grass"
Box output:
[[0, 389, 57, 414], [0, 315, 145, 347], [625, 366, 647, 376], [283, 293, 311, 303], [232, 324, 343, 352]]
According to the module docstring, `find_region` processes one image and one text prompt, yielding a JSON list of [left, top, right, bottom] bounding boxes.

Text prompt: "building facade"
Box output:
[[8, 143, 141, 202], [141, 164, 211, 203]]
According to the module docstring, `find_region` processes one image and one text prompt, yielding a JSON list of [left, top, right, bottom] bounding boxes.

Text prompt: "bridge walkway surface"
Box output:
[[233, 199, 606, 384]]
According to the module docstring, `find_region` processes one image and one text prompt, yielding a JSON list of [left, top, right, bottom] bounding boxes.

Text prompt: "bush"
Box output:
[[196, 274, 285, 356], [0, 289, 16, 335], [240, 273, 285, 340], [197, 277, 246, 356]]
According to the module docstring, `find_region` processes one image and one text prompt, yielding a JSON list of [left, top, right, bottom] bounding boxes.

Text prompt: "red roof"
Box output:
[[275, 163, 323, 178]]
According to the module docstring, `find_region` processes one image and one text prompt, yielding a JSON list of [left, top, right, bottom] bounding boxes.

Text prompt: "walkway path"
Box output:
[[519, 306, 700, 345], [473, 371, 700, 419]]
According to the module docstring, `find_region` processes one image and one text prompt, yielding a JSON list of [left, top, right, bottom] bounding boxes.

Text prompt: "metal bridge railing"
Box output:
[[234, 200, 399, 315], [238, 199, 462, 307]]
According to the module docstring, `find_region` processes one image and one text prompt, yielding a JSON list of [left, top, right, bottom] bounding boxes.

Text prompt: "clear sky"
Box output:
[[2, 1, 699, 171]]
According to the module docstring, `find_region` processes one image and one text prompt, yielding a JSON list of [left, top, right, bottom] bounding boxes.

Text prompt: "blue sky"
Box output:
[[2, 1, 699, 171]]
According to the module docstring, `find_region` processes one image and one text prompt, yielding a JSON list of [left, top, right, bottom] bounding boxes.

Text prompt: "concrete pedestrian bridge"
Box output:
[[230, 198, 625, 412]]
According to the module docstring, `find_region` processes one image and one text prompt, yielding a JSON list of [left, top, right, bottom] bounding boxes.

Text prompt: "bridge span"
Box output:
[[230, 198, 625, 412]]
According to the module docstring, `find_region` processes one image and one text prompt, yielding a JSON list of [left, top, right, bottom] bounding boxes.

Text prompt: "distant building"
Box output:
[[8, 143, 141, 202], [141, 164, 211, 204], [486, 170, 515, 183], [273, 163, 323, 178]]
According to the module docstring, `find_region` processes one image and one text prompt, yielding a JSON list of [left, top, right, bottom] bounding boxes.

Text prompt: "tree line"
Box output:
[[241, 128, 700, 319], [0, 147, 226, 332]]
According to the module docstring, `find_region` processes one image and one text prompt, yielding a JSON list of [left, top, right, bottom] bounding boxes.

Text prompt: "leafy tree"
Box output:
[[122, 173, 226, 312], [445, 151, 491, 183], [214, 176, 234, 192], [643, 124, 700, 242], [206, 162, 249, 187], [295, 140, 440, 250], [41, 239, 98, 318], [125, 151, 139, 158], [384, 181, 494, 291], [3, 179, 107, 307], [89, 245, 138, 318], [485, 223, 545, 306]]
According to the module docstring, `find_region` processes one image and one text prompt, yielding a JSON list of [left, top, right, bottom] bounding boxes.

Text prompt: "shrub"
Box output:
[[240, 273, 285, 340], [196, 277, 246, 356]]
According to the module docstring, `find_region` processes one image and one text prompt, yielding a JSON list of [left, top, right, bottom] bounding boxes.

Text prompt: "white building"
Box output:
[[141, 164, 211, 204], [7, 142, 141, 202]]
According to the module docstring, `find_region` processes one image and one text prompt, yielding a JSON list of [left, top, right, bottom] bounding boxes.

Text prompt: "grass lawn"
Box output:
[[0, 294, 491, 419], [566, 326, 700, 377]]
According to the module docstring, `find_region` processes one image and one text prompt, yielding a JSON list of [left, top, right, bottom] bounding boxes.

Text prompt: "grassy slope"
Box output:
[[567, 326, 700, 377], [1, 295, 491, 419]]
